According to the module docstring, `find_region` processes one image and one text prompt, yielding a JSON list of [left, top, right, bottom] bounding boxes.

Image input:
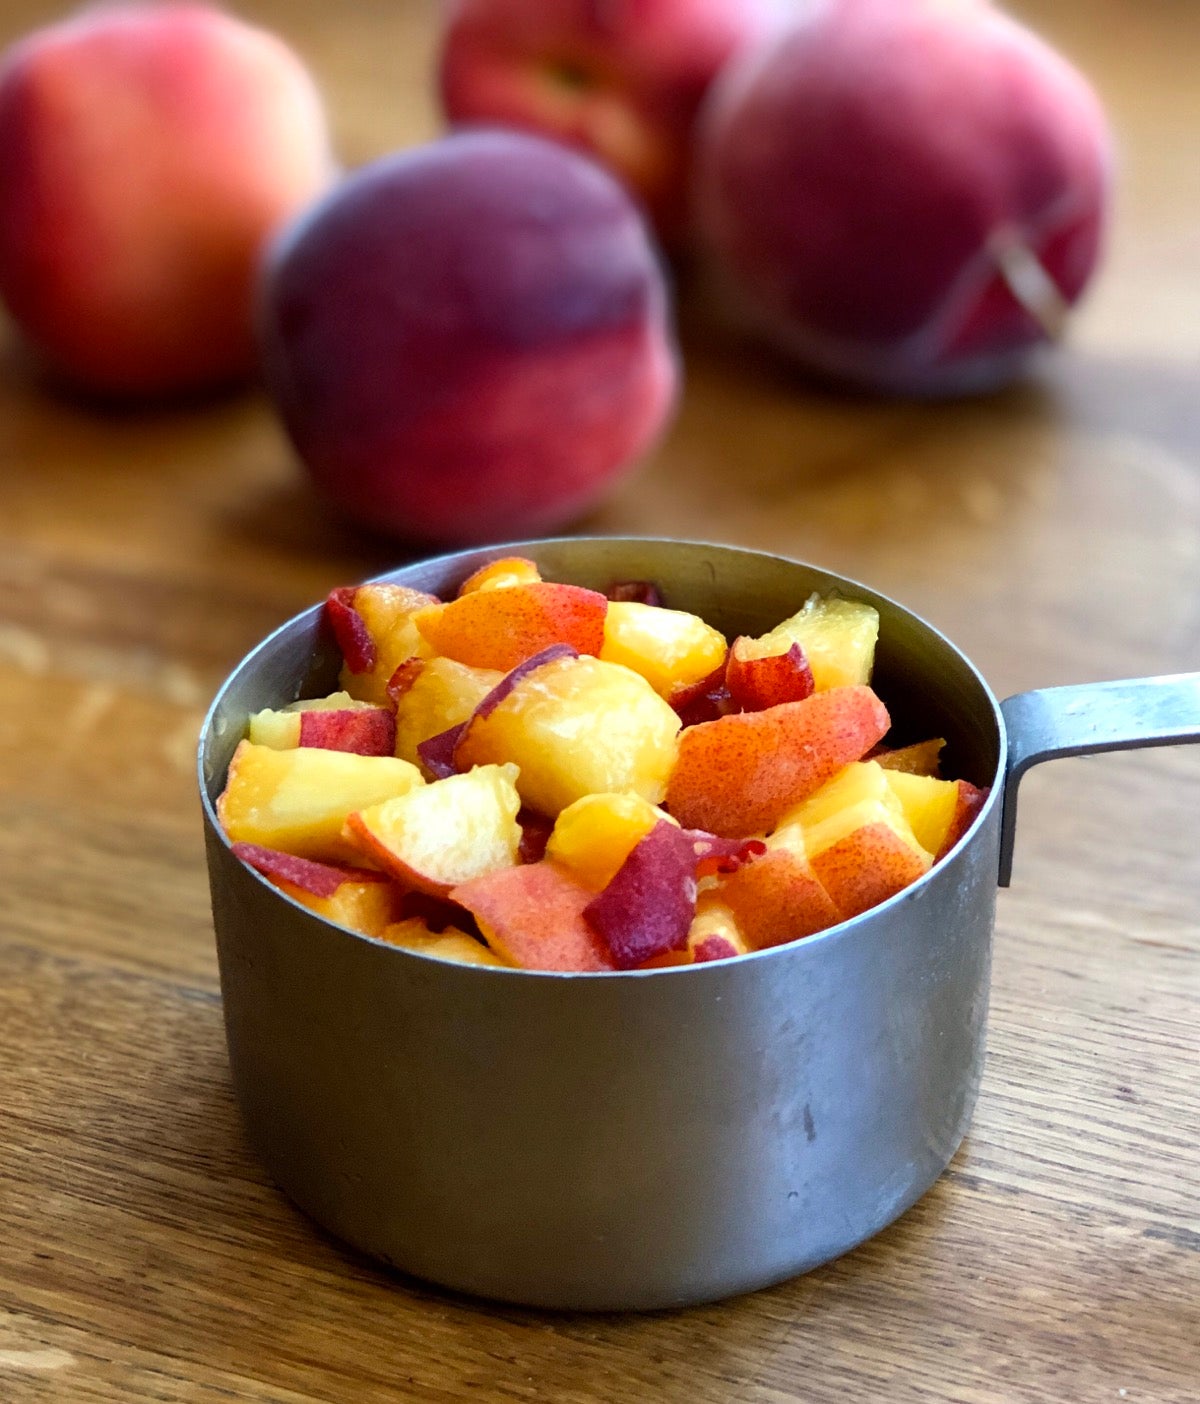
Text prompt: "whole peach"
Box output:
[[438, 0, 781, 245], [695, 0, 1113, 395], [258, 130, 679, 547], [0, 3, 333, 398]]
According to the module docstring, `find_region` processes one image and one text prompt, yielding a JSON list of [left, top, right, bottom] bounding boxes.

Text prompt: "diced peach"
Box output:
[[413, 582, 608, 671], [686, 896, 750, 960], [336, 583, 439, 705], [216, 739, 423, 862], [937, 780, 990, 859], [392, 656, 504, 772], [248, 708, 302, 749], [791, 763, 932, 918], [451, 861, 619, 972], [639, 896, 751, 968], [379, 917, 510, 967], [344, 763, 522, 897], [456, 653, 681, 817], [665, 685, 890, 838], [248, 690, 376, 749], [783, 759, 895, 829], [725, 638, 814, 711], [716, 825, 840, 949], [457, 556, 542, 594], [873, 737, 946, 776], [281, 874, 398, 936], [244, 705, 395, 756], [807, 820, 931, 920], [230, 841, 399, 936], [546, 791, 671, 891], [582, 819, 705, 969], [881, 768, 961, 858], [599, 600, 728, 698], [739, 595, 879, 691]]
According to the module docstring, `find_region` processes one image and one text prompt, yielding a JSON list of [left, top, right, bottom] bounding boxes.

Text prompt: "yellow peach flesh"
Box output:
[[599, 600, 728, 697], [741, 595, 879, 691], [456, 654, 681, 817], [216, 740, 423, 862]]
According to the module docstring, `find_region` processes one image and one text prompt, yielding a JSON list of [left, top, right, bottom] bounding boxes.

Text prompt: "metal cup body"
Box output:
[[199, 539, 1004, 1310]]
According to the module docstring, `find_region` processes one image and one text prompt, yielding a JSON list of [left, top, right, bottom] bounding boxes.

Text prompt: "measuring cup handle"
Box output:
[[997, 673, 1200, 886]]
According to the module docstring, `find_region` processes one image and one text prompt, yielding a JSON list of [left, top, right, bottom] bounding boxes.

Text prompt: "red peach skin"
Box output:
[[718, 847, 840, 949], [809, 823, 932, 921], [665, 685, 890, 837], [0, 3, 333, 397], [696, 0, 1112, 395], [451, 861, 619, 973]]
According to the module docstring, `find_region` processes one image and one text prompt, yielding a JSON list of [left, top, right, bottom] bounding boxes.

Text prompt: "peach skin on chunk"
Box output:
[[807, 822, 931, 920], [740, 595, 879, 692], [392, 656, 503, 772], [456, 653, 682, 817], [938, 780, 990, 859], [545, 791, 671, 891], [230, 842, 398, 937], [334, 583, 439, 705], [599, 600, 728, 698], [380, 918, 510, 967], [792, 763, 932, 919], [665, 685, 890, 838], [716, 827, 840, 950], [248, 690, 383, 749], [217, 740, 423, 863], [413, 582, 608, 671], [451, 861, 619, 973], [685, 896, 750, 963], [280, 873, 397, 936], [344, 763, 522, 898]]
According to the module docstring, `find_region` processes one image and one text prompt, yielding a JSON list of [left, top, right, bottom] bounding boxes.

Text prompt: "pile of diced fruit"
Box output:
[[216, 558, 988, 972]]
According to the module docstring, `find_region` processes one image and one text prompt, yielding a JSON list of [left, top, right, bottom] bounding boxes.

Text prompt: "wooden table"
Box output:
[[2, 1, 1196, 1399]]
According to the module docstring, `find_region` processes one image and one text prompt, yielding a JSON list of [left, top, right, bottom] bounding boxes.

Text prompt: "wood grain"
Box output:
[[1, 1, 1197, 1400]]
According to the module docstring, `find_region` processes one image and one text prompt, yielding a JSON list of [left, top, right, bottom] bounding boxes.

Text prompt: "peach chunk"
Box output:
[[344, 763, 522, 897], [725, 638, 814, 711], [451, 861, 618, 972], [639, 895, 751, 968], [546, 791, 671, 891], [380, 917, 510, 967], [248, 690, 377, 749], [231, 842, 398, 937], [334, 583, 439, 705], [938, 780, 990, 859], [881, 768, 962, 859], [789, 762, 931, 919], [217, 740, 423, 863], [391, 656, 504, 772], [685, 895, 750, 962], [456, 652, 682, 817], [665, 685, 890, 838], [873, 737, 946, 777], [457, 556, 542, 594], [414, 582, 608, 671], [738, 595, 880, 692], [599, 600, 728, 698], [716, 825, 840, 950]]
